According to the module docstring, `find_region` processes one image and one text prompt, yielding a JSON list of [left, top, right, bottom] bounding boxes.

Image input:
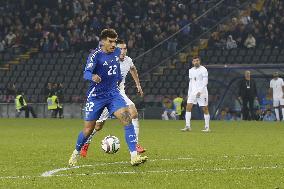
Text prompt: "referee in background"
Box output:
[[238, 70, 258, 120]]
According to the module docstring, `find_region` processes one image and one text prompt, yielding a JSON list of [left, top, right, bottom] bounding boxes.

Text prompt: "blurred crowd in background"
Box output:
[[208, 0, 284, 49]]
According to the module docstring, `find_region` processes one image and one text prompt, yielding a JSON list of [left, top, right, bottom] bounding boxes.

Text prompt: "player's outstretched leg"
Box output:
[[181, 103, 193, 131], [114, 108, 148, 165], [80, 121, 104, 157], [69, 120, 96, 166], [129, 104, 146, 153], [80, 108, 109, 157], [201, 106, 210, 132]]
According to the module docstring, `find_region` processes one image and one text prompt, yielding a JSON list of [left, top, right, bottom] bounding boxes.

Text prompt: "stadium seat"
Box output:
[[260, 56, 268, 63], [244, 56, 252, 63], [235, 56, 243, 64], [255, 49, 263, 56], [218, 56, 226, 64], [277, 55, 284, 63], [268, 56, 277, 63], [247, 49, 255, 55], [151, 88, 159, 95], [263, 49, 271, 56], [25, 77, 33, 83], [252, 55, 260, 63], [271, 48, 279, 55], [222, 50, 229, 56], [239, 49, 246, 56]]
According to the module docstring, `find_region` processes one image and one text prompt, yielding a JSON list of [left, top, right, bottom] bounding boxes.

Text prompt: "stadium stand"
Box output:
[[0, 0, 283, 119]]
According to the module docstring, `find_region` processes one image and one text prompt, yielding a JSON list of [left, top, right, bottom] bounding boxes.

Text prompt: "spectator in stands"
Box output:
[[226, 35, 237, 49], [263, 109, 276, 122], [238, 70, 258, 120], [6, 83, 16, 96], [0, 37, 5, 52], [57, 35, 69, 52], [244, 33, 256, 48], [5, 31, 16, 47], [161, 96, 176, 120], [230, 111, 241, 121], [216, 108, 232, 120], [15, 90, 37, 118], [44, 82, 53, 98], [255, 109, 264, 121]]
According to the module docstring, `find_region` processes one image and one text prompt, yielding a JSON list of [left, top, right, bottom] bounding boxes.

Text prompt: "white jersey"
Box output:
[[188, 65, 208, 96], [270, 78, 284, 99], [119, 56, 134, 92]]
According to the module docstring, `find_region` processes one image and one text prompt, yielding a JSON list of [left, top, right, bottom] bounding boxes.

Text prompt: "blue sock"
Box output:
[[124, 124, 137, 152], [75, 131, 88, 151]]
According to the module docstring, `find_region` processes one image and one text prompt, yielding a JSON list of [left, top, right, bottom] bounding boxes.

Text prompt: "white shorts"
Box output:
[[187, 93, 208, 107], [96, 91, 134, 122], [273, 98, 284, 107], [120, 90, 134, 106]]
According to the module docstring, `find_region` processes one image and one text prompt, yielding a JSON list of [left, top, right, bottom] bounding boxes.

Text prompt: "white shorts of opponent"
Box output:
[[187, 93, 208, 107], [96, 90, 134, 122], [273, 98, 284, 107]]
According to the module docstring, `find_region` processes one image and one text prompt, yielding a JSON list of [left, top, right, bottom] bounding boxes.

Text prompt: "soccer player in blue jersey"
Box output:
[[68, 29, 148, 166]]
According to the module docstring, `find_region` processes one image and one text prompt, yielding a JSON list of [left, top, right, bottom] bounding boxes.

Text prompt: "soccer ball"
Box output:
[[101, 135, 120, 154]]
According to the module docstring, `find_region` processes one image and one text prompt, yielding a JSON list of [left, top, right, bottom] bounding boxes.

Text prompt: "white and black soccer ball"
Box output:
[[101, 135, 120, 154]]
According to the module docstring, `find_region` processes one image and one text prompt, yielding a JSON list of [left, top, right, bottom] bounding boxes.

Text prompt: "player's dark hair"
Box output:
[[100, 29, 118, 39], [192, 56, 200, 60], [116, 39, 126, 45]]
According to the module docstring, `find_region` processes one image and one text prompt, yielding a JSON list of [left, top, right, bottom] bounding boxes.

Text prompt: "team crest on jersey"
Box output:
[[87, 63, 93, 68], [115, 56, 119, 61], [103, 61, 108, 66]]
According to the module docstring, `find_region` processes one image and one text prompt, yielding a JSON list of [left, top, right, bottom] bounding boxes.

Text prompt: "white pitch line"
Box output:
[[0, 155, 280, 180], [40, 165, 284, 178], [41, 157, 194, 177], [0, 165, 283, 180], [42, 154, 272, 177]]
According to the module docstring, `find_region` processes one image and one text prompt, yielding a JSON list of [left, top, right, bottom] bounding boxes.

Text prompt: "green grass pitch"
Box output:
[[0, 119, 284, 188]]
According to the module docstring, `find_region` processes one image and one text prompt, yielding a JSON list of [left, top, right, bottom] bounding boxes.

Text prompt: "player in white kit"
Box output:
[[269, 72, 284, 121], [181, 57, 210, 132], [80, 39, 146, 157]]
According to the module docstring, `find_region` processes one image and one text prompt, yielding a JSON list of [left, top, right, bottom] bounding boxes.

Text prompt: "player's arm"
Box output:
[[117, 62, 123, 86], [187, 70, 192, 96], [130, 65, 143, 97], [269, 80, 273, 99], [83, 53, 101, 83], [282, 79, 284, 98]]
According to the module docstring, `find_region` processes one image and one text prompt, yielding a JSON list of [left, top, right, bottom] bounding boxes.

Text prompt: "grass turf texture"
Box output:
[[0, 119, 284, 188]]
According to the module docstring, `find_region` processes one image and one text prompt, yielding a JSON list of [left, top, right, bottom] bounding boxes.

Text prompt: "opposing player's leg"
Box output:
[[198, 95, 210, 132], [81, 108, 109, 157], [113, 107, 147, 165], [181, 97, 194, 131], [128, 104, 146, 153], [201, 106, 210, 132], [273, 99, 280, 121]]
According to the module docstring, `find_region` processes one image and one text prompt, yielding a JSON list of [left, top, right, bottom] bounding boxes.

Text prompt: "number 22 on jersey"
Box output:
[[108, 65, 117, 75]]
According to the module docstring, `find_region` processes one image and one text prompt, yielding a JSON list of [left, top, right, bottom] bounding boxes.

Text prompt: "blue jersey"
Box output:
[[83, 47, 122, 98]]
